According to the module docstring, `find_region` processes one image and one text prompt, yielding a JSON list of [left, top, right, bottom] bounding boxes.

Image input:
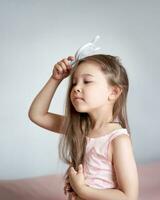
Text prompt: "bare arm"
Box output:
[[28, 76, 66, 133], [28, 76, 62, 118], [79, 187, 128, 200], [28, 56, 75, 134]]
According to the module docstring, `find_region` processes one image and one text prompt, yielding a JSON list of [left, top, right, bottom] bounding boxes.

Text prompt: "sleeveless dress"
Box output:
[[83, 128, 130, 189]]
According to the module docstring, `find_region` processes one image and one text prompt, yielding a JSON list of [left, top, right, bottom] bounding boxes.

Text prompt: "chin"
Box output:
[[73, 106, 88, 113], [75, 108, 87, 113]]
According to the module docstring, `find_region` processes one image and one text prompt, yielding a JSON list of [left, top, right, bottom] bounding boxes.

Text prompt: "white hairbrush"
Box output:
[[70, 35, 101, 67]]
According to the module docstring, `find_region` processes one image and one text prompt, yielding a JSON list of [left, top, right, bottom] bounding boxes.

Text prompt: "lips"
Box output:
[[73, 96, 84, 101], [74, 97, 84, 100]]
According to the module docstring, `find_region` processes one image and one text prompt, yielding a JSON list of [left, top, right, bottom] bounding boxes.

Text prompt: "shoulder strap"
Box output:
[[108, 129, 130, 142]]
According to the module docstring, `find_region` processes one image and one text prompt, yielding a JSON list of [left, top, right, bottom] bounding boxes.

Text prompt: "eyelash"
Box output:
[[72, 81, 92, 86]]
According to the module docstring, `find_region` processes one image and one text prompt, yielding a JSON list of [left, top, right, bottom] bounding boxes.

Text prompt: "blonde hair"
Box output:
[[58, 54, 131, 190]]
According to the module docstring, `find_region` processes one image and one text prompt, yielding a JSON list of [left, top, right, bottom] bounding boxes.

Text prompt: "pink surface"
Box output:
[[0, 161, 159, 200], [138, 161, 160, 200], [0, 174, 66, 200]]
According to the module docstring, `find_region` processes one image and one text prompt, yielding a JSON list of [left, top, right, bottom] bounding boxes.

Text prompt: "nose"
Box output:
[[73, 85, 81, 93]]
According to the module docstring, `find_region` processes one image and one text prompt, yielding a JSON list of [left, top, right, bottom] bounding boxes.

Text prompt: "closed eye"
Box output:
[[84, 81, 92, 84], [72, 81, 92, 86]]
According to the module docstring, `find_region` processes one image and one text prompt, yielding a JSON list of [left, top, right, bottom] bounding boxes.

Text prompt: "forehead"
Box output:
[[72, 61, 103, 79]]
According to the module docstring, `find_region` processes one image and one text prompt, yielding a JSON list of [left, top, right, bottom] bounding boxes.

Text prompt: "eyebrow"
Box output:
[[73, 73, 94, 79]]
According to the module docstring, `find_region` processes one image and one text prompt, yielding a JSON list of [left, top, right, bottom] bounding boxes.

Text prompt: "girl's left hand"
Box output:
[[68, 164, 86, 195]]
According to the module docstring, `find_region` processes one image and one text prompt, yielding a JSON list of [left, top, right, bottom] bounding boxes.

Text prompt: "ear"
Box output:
[[108, 86, 122, 102]]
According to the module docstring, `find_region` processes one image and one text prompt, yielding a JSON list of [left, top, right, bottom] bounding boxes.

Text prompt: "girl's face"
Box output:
[[70, 60, 112, 113]]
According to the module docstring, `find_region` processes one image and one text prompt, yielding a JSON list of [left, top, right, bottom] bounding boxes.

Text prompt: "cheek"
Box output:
[[70, 89, 75, 100], [85, 86, 108, 103]]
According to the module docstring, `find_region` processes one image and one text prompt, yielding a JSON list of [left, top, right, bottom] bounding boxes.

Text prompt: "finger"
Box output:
[[59, 61, 68, 72], [56, 64, 63, 73], [67, 56, 75, 61], [62, 58, 71, 71], [78, 164, 83, 173], [70, 167, 77, 175], [63, 58, 72, 69]]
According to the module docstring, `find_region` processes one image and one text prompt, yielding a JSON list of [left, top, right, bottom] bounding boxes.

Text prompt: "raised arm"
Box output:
[[28, 56, 75, 134]]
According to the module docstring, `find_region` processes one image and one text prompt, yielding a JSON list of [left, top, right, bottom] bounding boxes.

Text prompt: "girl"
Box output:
[[28, 54, 139, 200]]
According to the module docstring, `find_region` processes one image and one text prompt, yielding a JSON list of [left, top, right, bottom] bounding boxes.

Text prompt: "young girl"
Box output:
[[28, 54, 139, 200]]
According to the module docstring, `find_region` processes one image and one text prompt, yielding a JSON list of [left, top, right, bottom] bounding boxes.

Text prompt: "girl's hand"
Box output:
[[52, 56, 75, 80], [68, 164, 86, 195], [64, 175, 78, 200]]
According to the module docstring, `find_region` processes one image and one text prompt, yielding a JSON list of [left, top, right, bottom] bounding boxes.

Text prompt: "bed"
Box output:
[[0, 161, 159, 200]]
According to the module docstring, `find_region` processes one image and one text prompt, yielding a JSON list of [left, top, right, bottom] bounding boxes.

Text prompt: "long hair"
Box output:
[[58, 54, 131, 190]]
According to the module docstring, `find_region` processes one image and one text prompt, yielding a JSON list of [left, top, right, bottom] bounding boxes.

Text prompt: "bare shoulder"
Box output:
[[111, 134, 139, 199], [107, 123, 126, 163]]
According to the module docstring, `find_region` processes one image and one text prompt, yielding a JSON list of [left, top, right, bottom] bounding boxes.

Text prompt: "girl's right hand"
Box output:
[[52, 56, 75, 80]]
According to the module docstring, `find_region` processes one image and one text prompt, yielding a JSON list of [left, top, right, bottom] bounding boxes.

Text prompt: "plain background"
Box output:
[[0, 0, 159, 179]]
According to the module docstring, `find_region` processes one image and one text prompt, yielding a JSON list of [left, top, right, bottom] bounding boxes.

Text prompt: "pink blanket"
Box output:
[[0, 161, 159, 200]]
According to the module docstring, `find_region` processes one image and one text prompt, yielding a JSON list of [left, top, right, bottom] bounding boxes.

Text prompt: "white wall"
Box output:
[[0, 0, 159, 179]]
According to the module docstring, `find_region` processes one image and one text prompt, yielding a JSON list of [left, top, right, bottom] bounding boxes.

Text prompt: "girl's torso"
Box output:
[[87, 123, 123, 163], [83, 125, 130, 189]]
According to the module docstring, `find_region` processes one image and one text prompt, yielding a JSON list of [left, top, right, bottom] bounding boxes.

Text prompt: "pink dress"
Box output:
[[83, 128, 130, 189]]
